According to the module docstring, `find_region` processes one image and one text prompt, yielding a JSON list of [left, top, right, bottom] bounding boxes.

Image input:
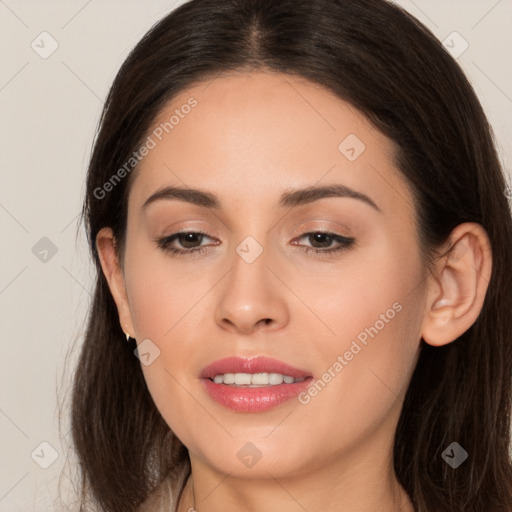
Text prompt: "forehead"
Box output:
[[129, 71, 413, 218]]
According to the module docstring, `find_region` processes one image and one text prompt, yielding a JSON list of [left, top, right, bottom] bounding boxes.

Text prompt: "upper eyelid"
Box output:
[[162, 218, 353, 237]]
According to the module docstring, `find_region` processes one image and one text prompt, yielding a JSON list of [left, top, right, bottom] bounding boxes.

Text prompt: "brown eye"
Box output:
[[293, 231, 356, 255], [175, 232, 205, 249], [155, 230, 216, 257]]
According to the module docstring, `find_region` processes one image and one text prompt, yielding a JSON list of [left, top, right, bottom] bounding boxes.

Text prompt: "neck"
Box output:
[[178, 442, 414, 512]]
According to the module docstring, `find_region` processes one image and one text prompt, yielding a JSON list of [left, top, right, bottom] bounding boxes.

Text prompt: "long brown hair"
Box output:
[[68, 0, 512, 510]]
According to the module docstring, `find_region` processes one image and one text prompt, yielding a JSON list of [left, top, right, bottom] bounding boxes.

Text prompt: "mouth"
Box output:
[[210, 372, 306, 386], [200, 356, 313, 412]]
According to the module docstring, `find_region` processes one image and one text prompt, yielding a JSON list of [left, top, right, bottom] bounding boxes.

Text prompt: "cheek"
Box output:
[[294, 242, 424, 425], [123, 247, 218, 437], [124, 241, 210, 340], [292, 231, 423, 355], [288, 298, 422, 469]]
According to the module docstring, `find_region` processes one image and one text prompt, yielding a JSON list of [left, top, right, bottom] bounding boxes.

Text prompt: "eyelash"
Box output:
[[155, 230, 356, 258]]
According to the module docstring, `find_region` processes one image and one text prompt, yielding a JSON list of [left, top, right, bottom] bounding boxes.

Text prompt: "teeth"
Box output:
[[252, 372, 271, 385], [269, 373, 283, 385], [222, 373, 235, 384], [235, 373, 252, 385], [211, 372, 305, 386]]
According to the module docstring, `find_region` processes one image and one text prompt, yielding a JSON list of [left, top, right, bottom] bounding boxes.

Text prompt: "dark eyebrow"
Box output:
[[142, 183, 380, 212], [279, 184, 380, 211]]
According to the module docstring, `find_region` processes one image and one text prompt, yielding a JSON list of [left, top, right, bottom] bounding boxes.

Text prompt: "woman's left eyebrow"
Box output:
[[142, 183, 380, 212]]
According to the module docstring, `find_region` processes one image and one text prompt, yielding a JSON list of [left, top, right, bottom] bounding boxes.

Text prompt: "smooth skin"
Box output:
[[96, 71, 492, 512]]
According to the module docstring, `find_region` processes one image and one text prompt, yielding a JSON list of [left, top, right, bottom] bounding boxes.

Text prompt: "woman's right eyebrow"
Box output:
[[142, 183, 380, 212]]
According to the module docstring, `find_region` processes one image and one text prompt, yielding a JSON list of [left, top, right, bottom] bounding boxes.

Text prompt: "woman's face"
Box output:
[[115, 71, 427, 479]]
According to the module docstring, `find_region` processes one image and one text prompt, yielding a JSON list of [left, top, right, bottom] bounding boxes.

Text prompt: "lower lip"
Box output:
[[201, 378, 312, 413]]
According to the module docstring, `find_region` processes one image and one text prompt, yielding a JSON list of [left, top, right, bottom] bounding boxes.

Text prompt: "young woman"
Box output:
[[70, 0, 512, 510]]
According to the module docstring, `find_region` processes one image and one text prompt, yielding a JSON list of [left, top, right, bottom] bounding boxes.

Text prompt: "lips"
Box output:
[[200, 356, 312, 380], [199, 356, 313, 413]]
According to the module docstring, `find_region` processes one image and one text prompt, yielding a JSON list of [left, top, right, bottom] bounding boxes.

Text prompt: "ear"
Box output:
[[421, 222, 492, 347], [95, 227, 136, 338]]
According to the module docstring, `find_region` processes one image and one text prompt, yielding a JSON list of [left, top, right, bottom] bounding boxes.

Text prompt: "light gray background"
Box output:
[[1, 1, 511, 510]]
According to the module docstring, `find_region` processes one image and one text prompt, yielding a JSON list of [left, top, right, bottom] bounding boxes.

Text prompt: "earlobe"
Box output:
[[95, 227, 136, 338], [421, 222, 492, 347]]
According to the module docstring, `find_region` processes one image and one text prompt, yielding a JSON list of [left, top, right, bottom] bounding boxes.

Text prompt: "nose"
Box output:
[[214, 247, 290, 335]]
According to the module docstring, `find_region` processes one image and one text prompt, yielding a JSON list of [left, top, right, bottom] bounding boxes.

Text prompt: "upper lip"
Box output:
[[200, 356, 312, 380]]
